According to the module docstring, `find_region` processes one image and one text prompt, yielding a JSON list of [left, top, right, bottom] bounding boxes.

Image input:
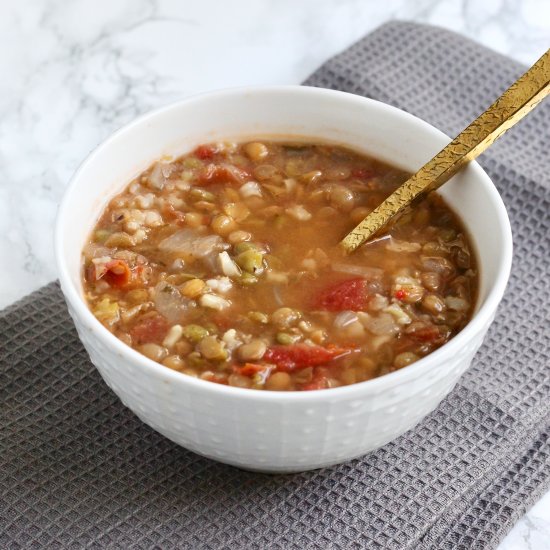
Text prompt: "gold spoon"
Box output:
[[340, 48, 550, 254]]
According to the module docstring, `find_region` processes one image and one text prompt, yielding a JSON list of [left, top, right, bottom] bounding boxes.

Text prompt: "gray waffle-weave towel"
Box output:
[[2, 21, 549, 550]]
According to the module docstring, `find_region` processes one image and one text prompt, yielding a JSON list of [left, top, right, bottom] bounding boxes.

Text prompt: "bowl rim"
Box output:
[[55, 84, 513, 402]]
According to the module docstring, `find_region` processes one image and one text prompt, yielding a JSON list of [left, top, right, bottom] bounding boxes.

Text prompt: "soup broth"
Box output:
[[82, 140, 477, 391]]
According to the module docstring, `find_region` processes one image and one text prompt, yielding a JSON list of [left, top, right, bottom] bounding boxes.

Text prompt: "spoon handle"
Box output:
[[341, 48, 550, 254]]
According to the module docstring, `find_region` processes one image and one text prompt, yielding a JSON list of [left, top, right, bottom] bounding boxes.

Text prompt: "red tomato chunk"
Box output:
[[199, 164, 251, 186], [264, 344, 352, 372], [130, 315, 169, 345], [314, 278, 369, 311], [194, 144, 218, 160]]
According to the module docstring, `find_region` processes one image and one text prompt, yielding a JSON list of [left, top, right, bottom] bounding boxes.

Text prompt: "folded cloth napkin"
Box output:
[[1, 21, 549, 550]]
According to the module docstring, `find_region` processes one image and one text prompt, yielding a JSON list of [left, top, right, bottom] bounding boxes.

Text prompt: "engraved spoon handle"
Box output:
[[340, 48, 550, 254]]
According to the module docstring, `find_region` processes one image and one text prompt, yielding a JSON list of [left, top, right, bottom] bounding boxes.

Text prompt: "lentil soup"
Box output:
[[82, 140, 478, 391]]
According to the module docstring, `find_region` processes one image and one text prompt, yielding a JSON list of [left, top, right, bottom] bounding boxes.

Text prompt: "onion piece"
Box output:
[[162, 325, 184, 348], [159, 229, 226, 261], [286, 205, 312, 221], [386, 237, 421, 253], [199, 293, 231, 310], [331, 263, 383, 279], [148, 162, 173, 190], [334, 310, 359, 329], [365, 312, 400, 335], [217, 251, 242, 277], [239, 181, 262, 198], [222, 329, 242, 351], [154, 281, 190, 324], [161, 163, 174, 178], [83, 243, 112, 261], [205, 277, 233, 293]]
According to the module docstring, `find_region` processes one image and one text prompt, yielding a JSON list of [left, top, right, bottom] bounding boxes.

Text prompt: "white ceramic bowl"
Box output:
[[55, 86, 512, 473]]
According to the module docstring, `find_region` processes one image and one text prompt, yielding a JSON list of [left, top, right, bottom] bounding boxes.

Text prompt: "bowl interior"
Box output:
[[57, 86, 511, 353]]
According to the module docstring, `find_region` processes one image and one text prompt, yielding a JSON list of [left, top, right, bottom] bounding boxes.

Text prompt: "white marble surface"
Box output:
[[1, 0, 548, 547]]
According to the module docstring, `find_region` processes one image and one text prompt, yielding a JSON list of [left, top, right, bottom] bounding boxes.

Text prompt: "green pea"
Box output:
[[234, 241, 259, 255], [236, 249, 264, 274], [182, 324, 209, 343]]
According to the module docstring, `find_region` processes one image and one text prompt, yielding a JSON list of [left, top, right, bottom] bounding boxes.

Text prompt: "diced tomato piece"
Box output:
[[194, 144, 218, 160], [90, 259, 133, 288], [201, 372, 229, 385], [351, 168, 375, 179], [314, 278, 369, 311], [90, 259, 147, 289], [162, 203, 186, 225], [395, 336, 415, 353], [102, 259, 131, 288], [130, 314, 169, 345], [232, 363, 267, 377], [408, 325, 442, 343], [301, 376, 329, 391], [199, 164, 251, 186], [263, 344, 351, 372]]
